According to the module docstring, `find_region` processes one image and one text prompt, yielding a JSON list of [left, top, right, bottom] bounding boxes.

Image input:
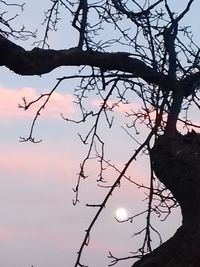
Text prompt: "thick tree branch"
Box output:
[[112, 0, 163, 19], [182, 71, 200, 96], [0, 35, 170, 87]]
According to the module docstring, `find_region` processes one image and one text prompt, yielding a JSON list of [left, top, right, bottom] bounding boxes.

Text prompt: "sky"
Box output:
[[1, 1, 199, 267]]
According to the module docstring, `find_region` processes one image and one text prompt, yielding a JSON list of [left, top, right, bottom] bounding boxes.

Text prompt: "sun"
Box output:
[[115, 208, 128, 221]]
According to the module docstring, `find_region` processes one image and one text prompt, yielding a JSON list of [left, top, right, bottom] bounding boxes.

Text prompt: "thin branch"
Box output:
[[74, 128, 157, 267]]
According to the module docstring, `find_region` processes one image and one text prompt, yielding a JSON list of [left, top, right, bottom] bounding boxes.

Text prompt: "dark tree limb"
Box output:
[[1, 34, 200, 100], [0, 34, 169, 86]]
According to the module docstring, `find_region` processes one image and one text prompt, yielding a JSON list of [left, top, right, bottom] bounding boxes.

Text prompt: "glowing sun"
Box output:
[[115, 208, 128, 221]]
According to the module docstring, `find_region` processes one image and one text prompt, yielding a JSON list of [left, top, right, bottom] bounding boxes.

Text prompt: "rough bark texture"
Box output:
[[133, 132, 200, 267]]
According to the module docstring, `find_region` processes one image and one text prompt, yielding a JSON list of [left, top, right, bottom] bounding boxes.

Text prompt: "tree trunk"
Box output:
[[132, 132, 200, 267]]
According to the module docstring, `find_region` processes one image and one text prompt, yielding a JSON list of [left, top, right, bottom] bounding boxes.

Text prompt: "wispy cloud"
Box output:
[[0, 147, 75, 180], [0, 86, 75, 119]]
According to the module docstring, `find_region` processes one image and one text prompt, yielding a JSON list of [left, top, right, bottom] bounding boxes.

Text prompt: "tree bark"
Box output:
[[1, 35, 200, 97], [133, 132, 200, 267], [0, 35, 173, 87]]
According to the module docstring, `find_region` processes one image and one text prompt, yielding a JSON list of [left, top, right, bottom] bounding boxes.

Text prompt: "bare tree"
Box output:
[[1, 0, 200, 267]]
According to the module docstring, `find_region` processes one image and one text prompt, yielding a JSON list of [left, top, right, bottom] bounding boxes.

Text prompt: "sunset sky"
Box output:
[[0, 1, 199, 266]]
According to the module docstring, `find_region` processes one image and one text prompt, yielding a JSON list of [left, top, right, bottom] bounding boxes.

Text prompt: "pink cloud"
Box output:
[[0, 226, 16, 240], [0, 86, 75, 119], [0, 146, 76, 181]]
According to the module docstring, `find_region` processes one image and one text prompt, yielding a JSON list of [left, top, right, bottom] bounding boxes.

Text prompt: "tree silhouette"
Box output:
[[1, 0, 200, 266]]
